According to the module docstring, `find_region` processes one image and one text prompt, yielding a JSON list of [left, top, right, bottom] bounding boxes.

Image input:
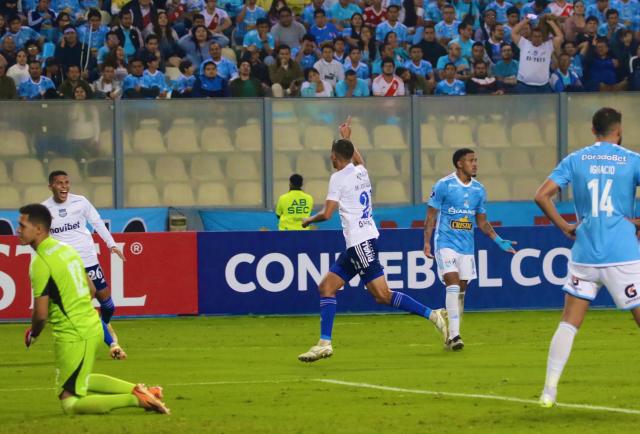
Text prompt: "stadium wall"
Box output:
[[0, 227, 617, 320]]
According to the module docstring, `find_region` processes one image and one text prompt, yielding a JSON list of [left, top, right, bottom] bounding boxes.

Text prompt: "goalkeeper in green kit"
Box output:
[[18, 203, 170, 415]]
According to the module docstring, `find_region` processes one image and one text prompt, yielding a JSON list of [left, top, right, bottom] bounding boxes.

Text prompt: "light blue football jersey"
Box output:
[[549, 141, 640, 266], [428, 173, 487, 255]]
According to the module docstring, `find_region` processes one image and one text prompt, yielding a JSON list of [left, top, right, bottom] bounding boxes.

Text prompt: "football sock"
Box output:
[[319, 297, 336, 341], [390, 291, 432, 319], [99, 297, 115, 323], [446, 285, 461, 338], [101, 321, 114, 346], [458, 289, 466, 325], [88, 374, 135, 394], [543, 321, 578, 400], [61, 394, 138, 415]]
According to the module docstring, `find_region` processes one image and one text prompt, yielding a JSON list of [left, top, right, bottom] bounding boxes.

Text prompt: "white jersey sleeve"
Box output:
[[82, 198, 117, 250]]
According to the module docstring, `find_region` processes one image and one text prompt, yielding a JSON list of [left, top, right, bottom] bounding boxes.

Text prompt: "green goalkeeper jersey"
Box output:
[[30, 237, 102, 342]]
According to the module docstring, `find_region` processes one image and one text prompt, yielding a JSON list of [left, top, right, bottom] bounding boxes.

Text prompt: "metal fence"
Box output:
[[0, 93, 638, 210]]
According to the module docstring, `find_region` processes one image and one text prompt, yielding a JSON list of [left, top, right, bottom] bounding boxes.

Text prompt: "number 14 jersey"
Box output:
[[327, 163, 380, 248]]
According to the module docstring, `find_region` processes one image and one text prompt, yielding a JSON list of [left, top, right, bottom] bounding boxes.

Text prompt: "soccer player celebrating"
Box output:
[[423, 149, 516, 351], [297, 117, 448, 362], [43, 171, 125, 347], [535, 108, 640, 407], [18, 204, 169, 415]]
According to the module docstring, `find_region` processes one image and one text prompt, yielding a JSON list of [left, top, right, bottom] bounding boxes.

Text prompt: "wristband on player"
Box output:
[[493, 235, 514, 252]]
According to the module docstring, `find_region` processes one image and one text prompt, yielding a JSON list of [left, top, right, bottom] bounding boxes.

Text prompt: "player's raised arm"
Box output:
[[339, 116, 365, 166], [535, 178, 577, 239]]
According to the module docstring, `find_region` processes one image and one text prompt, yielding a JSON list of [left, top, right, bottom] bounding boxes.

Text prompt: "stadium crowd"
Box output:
[[0, 0, 639, 99]]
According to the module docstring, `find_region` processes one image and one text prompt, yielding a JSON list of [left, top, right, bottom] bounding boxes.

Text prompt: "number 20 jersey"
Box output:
[[327, 163, 380, 248], [549, 141, 640, 266]]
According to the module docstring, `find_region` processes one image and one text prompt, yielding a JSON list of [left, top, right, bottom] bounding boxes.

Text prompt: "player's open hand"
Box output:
[[423, 243, 433, 258], [111, 246, 125, 262], [24, 328, 36, 349], [497, 238, 517, 254], [339, 116, 352, 140]]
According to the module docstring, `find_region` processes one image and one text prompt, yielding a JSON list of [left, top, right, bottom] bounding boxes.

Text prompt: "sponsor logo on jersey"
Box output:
[[50, 221, 81, 234], [624, 284, 637, 298], [58, 209, 67, 217], [447, 207, 476, 215], [581, 154, 627, 164], [450, 216, 473, 230]]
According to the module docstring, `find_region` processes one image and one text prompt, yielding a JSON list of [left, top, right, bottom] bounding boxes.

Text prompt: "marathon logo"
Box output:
[[581, 154, 627, 164], [450, 217, 473, 231], [50, 222, 81, 234]]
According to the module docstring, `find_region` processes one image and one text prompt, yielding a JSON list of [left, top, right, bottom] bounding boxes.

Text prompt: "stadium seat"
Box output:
[[197, 182, 231, 206], [569, 121, 594, 151], [163, 183, 195, 206], [304, 179, 329, 203], [165, 66, 181, 81], [304, 125, 335, 150], [510, 121, 546, 147], [0, 186, 21, 208], [420, 151, 435, 176], [364, 152, 399, 177], [373, 125, 407, 149], [442, 123, 475, 148], [422, 177, 437, 201], [543, 125, 557, 149], [70, 184, 91, 199], [0, 162, 10, 183], [511, 176, 543, 200], [48, 158, 83, 181], [12, 158, 45, 184], [0, 130, 29, 156], [350, 123, 373, 149], [421, 123, 443, 149], [477, 149, 500, 174], [374, 179, 409, 203], [480, 176, 511, 201], [23, 185, 51, 203], [201, 126, 234, 152], [226, 156, 260, 181], [155, 156, 189, 182], [166, 126, 200, 153], [477, 122, 510, 148], [399, 151, 414, 175], [191, 155, 224, 181], [501, 149, 533, 174], [274, 154, 294, 180], [132, 127, 165, 154], [273, 180, 290, 200], [98, 130, 132, 155], [295, 153, 329, 179], [235, 124, 262, 151], [172, 117, 196, 127], [127, 184, 161, 207], [273, 125, 302, 150], [92, 184, 113, 208], [232, 181, 263, 205], [533, 150, 557, 173], [124, 157, 154, 183], [434, 149, 454, 176]]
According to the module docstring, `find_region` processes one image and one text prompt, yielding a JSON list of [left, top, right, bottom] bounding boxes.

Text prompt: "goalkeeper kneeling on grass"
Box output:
[[18, 204, 170, 415]]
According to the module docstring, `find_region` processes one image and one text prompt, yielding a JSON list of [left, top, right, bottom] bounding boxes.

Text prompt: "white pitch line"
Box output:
[[315, 379, 640, 416]]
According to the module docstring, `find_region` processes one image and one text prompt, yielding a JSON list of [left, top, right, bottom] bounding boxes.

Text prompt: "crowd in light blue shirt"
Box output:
[[335, 78, 370, 96], [329, 2, 362, 27], [404, 59, 434, 77], [242, 30, 275, 50], [0, 27, 41, 49], [376, 21, 409, 43], [18, 77, 56, 99], [435, 79, 466, 95], [435, 20, 461, 40], [486, 1, 513, 23]]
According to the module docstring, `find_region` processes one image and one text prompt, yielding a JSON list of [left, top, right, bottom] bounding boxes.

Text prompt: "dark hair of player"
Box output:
[[332, 139, 355, 161], [48, 170, 68, 184], [289, 173, 303, 189], [452, 148, 475, 168], [19, 204, 52, 230], [592, 107, 621, 137]]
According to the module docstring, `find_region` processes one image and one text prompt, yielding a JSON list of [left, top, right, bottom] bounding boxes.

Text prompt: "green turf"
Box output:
[[1, 310, 638, 434]]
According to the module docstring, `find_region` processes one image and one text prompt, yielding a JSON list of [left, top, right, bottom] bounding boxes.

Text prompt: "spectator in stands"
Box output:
[[145, 11, 184, 67], [218, 0, 244, 20], [372, 42, 401, 75], [466, 61, 504, 94], [372, 57, 405, 96], [385, 31, 410, 63], [0, 0, 19, 17], [1, 15, 42, 50], [310, 9, 339, 44], [333, 36, 348, 63], [294, 34, 320, 69], [550, 0, 574, 18], [583, 36, 628, 91], [122, 57, 159, 98], [301, 66, 333, 96], [475, 9, 497, 42], [122, 0, 159, 31], [436, 41, 470, 80], [143, 54, 169, 97], [450, 22, 474, 61], [376, 5, 408, 45], [492, 43, 518, 91], [201, 42, 239, 80], [397, 66, 431, 94], [470, 41, 493, 72], [78, 9, 109, 52], [172, 59, 196, 97], [314, 41, 344, 88], [586, 0, 610, 24], [28, 0, 57, 34], [18, 59, 57, 99], [630, 45, 640, 90], [194, 59, 231, 96], [230, 59, 266, 96], [201, 0, 231, 46], [613, 29, 638, 75], [598, 9, 625, 39], [504, 7, 520, 43], [335, 69, 370, 96], [359, 24, 377, 63], [455, 0, 481, 30], [113, 10, 144, 59], [44, 57, 64, 88], [104, 45, 129, 81], [267, 0, 289, 26], [48, 12, 71, 45], [92, 63, 122, 99], [521, 0, 552, 26], [55, 26, 94, 77], [302, 0, 326, 28], [343, 45, 370, 81], [59, 64, 93, 98], [137, 34, 165, 69], [330, 0, 362, 30], [434, 62, 466, 95], [0, 63, 17, 99], [179, 24, 213, 66], [344, 13, 364, 49], [550, 52, 584, 91], [576, 16, 600, 46], [417, 23, 447, 67], [364, 0, 387, 28], [486, 0, 513, 24], [98, 32, 121, 66], [435, 4, 461, 46], [242, 17, 275, 62], [0, 36, 17, 67], [404, 44, 435, 83], [269, 43, 302, 93], [563, 40, 585, 79], [512, 16, 563, 93], [485, 23, 506, 64], [235, 0, 267, 45], [426, 0, 447, 24], [272, 6, 306, 49], [25, 41, 42, 63], [7, 48, 28, 87], [564, 0, 587, 42]]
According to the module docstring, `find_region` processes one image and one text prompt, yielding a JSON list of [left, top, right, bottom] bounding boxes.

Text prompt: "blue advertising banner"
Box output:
[[197, 227, 615, 315]]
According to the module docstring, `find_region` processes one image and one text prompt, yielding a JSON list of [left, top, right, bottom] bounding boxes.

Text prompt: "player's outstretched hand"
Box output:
[[24, 328, 36, 349], [339, 116, 352, 139], [423, 243, 434, 258], [111, 246, 125, 262], [494, 236, 517, 254], [302, 218, 311, 229]]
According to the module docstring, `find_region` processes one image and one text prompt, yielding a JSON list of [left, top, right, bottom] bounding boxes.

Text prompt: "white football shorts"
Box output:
[[435, 248, 477, 283], [564, 262, 640, 310]]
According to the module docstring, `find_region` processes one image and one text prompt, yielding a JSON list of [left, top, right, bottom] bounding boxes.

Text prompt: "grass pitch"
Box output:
[[1, 310, 638, 434]]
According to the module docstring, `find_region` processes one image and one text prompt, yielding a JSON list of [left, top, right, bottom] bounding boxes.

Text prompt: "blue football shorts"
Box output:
[[330, 238, 385, 285]]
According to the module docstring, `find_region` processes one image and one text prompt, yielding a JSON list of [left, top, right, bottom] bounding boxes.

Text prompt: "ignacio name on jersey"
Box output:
[[50, 221, 81, 234]]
